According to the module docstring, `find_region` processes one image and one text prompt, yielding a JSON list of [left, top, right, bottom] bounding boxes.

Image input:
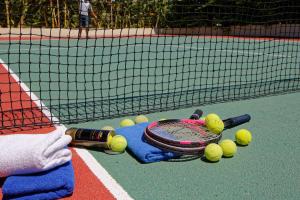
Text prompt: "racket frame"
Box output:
[[143, 130, 213, 155], [145, 119, 221, 149]]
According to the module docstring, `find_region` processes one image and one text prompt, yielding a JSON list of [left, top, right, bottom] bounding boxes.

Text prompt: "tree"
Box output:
[[4, 0, 10, 27], [19, 0, 28, 27]]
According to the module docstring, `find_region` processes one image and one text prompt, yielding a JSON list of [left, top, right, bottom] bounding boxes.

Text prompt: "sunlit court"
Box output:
[[0, 1, 300, 200]]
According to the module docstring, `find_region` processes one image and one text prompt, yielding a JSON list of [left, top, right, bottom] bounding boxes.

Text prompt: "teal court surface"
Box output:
[[68, 92, 300, 200]]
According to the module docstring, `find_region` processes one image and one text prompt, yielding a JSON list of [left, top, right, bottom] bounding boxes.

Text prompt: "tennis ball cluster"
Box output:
[[120, 115, 149, 127], [205, 113, 224, 134], [204, 139, 237, 162], [100, 115, 148, 153], [204, 128, 252, 162]]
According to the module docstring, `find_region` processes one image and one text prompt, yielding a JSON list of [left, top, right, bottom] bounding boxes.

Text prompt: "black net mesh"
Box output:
[[0, 0, 299, 129]]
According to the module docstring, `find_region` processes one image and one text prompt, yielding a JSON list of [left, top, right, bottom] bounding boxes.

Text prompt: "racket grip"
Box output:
[[189, 109, 203, 120], [223, 114, 251, 129]]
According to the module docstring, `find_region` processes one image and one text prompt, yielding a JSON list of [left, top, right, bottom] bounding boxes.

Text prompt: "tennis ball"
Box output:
[[206, 118, 224, 134], [110, 135, 127, 153], [106, 133, 114, 149], [134, 115, 149, 124], [205, 113, 221, 122], [120, 119, 135, 127], [101, 126, 115, 131], [204, 143, 223, 162], [219, 139, 237, 157], [235, 129, 252, 145]]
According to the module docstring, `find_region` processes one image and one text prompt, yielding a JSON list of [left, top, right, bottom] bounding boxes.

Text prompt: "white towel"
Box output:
[[0, 128, 72, 177]]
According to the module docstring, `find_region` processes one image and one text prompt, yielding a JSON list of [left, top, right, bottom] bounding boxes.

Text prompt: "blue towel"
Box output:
[[115, 122, 178, 163], [2, 162, 74, 200]]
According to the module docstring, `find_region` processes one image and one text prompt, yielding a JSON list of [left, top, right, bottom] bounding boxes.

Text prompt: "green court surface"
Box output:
[[67, 92, 300, 200]]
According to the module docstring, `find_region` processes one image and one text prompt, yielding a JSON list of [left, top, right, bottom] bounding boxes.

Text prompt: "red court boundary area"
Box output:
[[1, 34, 299, 42], [0, 62, 115, 199], [0, 62, 53, 134], [64, 149, 116, 200]]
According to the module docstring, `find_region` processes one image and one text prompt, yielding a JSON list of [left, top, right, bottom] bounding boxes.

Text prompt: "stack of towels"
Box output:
[[0, 128, 74, 200]]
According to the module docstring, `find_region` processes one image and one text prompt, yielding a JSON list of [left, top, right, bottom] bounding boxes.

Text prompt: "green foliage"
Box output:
[[0, 0, 299, 28], [166, 0, 300, 27]]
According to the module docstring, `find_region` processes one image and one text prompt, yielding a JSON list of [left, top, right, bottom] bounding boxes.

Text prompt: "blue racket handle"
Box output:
[[189, 109, 203, 120], [223, 114, 251, 129]]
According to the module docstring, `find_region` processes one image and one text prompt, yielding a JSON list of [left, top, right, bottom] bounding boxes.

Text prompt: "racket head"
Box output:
[[143, 130, 209, 155], [145, 119, 221, 148]]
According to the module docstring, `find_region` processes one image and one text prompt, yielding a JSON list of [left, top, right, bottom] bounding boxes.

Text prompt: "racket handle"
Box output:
[[223, 114, 251, 129], [189, 109, 203, 120]]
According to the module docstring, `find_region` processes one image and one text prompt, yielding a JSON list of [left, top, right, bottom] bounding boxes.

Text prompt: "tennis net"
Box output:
[[0, 0, 300, 129]]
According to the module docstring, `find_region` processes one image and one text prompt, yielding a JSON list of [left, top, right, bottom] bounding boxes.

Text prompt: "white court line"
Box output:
[[74, 148, 134, 200], [0, 58, 134, 200], [0, 43, 293, 58]]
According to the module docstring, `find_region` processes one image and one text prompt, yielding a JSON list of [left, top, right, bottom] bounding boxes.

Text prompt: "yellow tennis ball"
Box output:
[[101, 126, 115, 131], [134, 115, 149, 124], [204, 143, 223, 162], [106, 133, 114, 149], [205, 113, 221, 123], [110, 135, 127, 153], [206, 118, 224, 134], [120, 119, 135, 127], [235, 129, 252, 145], [219, 139, 237, 157]]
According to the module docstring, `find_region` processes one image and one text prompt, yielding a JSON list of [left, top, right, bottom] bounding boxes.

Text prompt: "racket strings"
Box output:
[[151, 122, 218, 142]]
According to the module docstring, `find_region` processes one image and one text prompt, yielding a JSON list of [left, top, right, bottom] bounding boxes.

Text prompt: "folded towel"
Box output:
[[2, 161, 74, 200], [115, 123, 178, 163], [0, 128, 72, 177]]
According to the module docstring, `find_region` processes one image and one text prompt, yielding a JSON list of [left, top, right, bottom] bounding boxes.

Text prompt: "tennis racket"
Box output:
[[143, 113, 251, 155], [189, 109, 203, 120]]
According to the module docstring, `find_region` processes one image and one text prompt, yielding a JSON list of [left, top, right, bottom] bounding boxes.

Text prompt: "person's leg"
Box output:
[[85, 15, 90, 39], [86, 28, 89, 39], [79, 15, 83, 38], [78, 27, 82, 38]]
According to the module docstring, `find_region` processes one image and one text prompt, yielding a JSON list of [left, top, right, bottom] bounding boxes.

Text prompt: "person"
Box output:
[[78, 0, 97, 39]]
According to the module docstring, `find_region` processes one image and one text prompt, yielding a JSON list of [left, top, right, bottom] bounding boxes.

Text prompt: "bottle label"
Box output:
[[74, 128, 110, 142]]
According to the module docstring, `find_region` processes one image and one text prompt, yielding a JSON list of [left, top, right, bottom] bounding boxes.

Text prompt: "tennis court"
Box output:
[[1, 34, 299, 200], [1, 0, 300, 199]]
